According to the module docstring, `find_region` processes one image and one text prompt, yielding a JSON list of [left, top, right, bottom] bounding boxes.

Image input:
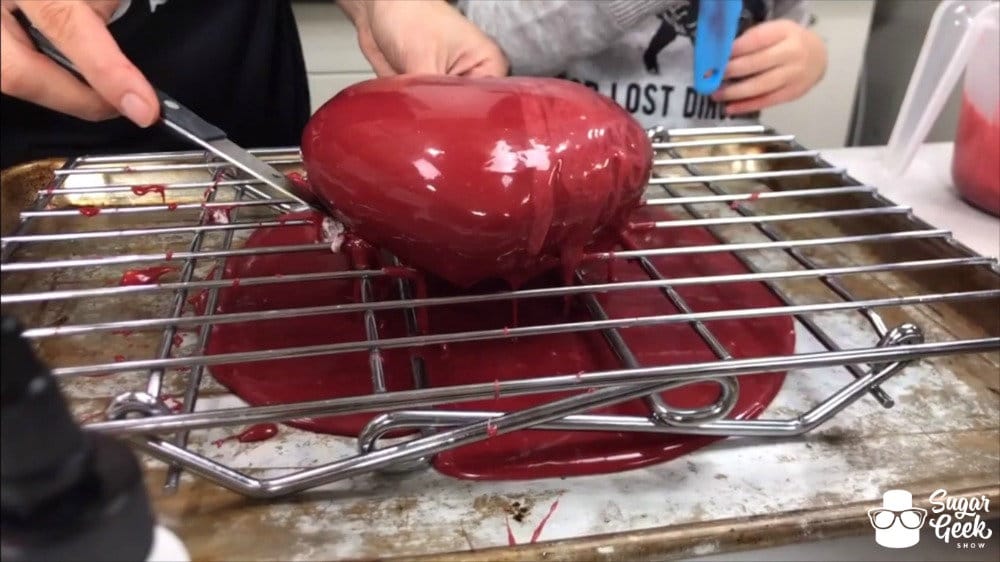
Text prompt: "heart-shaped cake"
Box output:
[[301, 75, 653, 288]]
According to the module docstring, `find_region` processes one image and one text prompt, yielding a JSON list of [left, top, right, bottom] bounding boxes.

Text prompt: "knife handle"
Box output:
[[155, 91, 226, 141]]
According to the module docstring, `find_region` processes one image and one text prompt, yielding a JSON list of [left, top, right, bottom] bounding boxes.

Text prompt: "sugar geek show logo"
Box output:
[[868, 489, 993, 549]]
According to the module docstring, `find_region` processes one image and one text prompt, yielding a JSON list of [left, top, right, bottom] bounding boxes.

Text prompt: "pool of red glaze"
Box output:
[[202, 206, 794, 480]]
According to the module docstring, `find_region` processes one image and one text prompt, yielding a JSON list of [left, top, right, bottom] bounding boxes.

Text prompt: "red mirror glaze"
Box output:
[[203, 207, 793, 480], [301, 75, 653, 288]]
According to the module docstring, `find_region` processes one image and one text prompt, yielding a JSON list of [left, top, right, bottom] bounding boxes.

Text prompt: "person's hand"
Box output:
[[338, 0, 508, 78], [712, 19, 827, 115], [0, 0, 159, 126]]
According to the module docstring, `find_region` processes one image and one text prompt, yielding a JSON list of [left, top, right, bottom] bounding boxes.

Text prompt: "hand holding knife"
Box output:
[[14, 11, 315, 211]]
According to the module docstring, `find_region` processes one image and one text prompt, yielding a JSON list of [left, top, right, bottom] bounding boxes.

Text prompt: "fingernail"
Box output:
[[120, 92, 155, 127]]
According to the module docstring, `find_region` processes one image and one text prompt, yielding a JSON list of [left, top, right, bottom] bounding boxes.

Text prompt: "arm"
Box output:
[[337, 0, 508, 77], [457, 0, 673, 76]]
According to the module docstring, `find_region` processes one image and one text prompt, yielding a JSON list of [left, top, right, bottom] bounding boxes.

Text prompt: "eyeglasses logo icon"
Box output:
[[869, 490, 928, 548]]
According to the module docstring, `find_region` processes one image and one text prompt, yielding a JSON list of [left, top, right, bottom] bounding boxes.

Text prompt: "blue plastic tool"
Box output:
[[693, 0, 744, 95]]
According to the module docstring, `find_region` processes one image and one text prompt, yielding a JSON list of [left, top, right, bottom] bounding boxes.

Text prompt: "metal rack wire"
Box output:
[[2, 125, 998, 499]]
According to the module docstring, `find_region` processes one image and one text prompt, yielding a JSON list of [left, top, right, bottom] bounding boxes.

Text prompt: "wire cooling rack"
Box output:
[[2, 124, 998, 498]]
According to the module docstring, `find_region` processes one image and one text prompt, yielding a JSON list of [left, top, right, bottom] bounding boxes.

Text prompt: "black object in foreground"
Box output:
[[1, 316, 155, 562]]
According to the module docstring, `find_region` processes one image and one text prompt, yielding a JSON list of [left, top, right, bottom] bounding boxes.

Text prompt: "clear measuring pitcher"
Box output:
[[884, 0, 1000, 217]]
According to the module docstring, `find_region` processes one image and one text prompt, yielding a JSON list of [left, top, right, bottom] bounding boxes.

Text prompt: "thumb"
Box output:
[[20, 1, 159, 127]]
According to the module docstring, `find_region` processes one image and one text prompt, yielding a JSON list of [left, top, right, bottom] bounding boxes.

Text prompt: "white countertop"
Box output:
[[816, 142, 1000, 259]]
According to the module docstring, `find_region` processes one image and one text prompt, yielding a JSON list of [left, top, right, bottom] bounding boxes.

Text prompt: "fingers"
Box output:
[[462, 58, 508, 78], [724, 86, 798, 116], [18, 0, 158, 126], [712, 65, 791, 103], [453, 45, 508, 78], [725, 39, 787, 79], [729, 19, 790, 58], [0, 9, 117, 120], [718, 21, 826, 114]]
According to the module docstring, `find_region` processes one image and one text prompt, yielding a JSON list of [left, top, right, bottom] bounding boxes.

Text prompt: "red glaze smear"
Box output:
[[504, 498, 560, 545], [172, 334, 184, 348], [131, 184, 167, 203], [119, 266, 177, 286], [730, 190, 762, 210], [952, 95, 1000, 216], [285, 171, 317, 205], [187, 290, 208, 310], [207, 205, 235, 225], [160, 394, 184, 413], [114, 355, 126, 362], [202, 208, 794, 480], [300, 75, 652, 290], [286, 171, 311, 191], [78, 205, 101, 217], [212, 423, 279, 447], [167, 202, 179, 211], [204, 171, 224, 201], [165, 250, 175, 261], [529, 499, 560, 543], [113, 329, 134, 338]]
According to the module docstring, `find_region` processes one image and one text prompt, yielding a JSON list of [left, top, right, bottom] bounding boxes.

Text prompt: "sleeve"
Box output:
[[771, 0, 814, 27], [457, 0, 672, 76]]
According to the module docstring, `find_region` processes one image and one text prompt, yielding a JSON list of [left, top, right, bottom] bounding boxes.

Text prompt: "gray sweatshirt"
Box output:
[[458, 0, 812, 130]]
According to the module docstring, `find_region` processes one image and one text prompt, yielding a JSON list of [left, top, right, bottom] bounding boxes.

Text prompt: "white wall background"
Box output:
[[290, 0, 874, 149]]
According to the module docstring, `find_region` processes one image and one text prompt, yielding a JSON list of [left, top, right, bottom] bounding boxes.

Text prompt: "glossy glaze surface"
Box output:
[[301, 75, 653, 288], [953, 95, 1000, 216], [205, 206, 793, 480]]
